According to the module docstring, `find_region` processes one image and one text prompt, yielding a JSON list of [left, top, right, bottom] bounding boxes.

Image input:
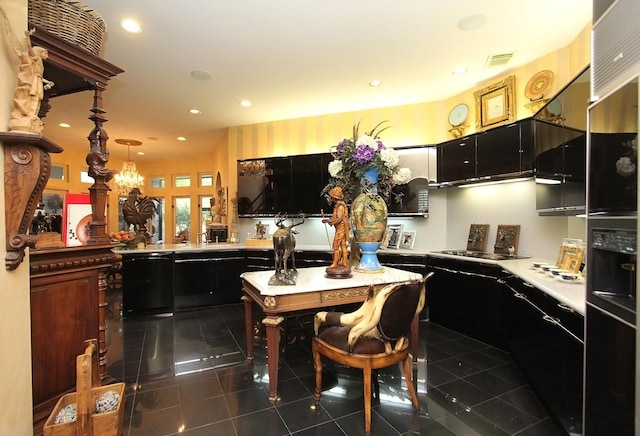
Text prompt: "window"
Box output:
[[150, 176, 165, 188], [200, 195, 212, 235], [174, 175, 191, 187], [50, 165, 66, 181], [174, 196, 191, 239], [150, 199, 165, 244], [80, 171, 93, 184], [200, 173, 214, 187]]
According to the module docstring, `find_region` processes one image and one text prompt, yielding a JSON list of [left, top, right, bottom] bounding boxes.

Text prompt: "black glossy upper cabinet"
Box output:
[[476, 119, 534, 179], [237, 153, 332, 217], [437, 136, 477, 184], [436, 119, 533, 185], [534, 66, 589, 215]]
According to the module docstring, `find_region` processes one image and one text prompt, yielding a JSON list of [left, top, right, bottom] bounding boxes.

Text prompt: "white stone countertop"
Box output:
[[240, 266, 422, 296]]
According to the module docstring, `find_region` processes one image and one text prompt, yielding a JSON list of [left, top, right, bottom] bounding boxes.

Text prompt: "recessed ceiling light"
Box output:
[[58, 122, 71, 128], [137, 151, 145, 156], [177, 136, 186, 141], [452, 66, 468, 75], [120, 19, 142, 34], [369, 80, 382, 87], [457, 14, 487, 31], [240, 100, 252, 107], [190, 70, 212, 80], [188, 108, 202, 114]]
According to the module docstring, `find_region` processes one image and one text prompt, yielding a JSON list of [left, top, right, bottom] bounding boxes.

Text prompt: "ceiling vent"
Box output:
[[485, 53, 514, 68]]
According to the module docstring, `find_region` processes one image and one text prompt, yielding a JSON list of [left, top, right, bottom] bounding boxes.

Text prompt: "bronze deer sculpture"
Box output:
[[269, 213, 305, 285]]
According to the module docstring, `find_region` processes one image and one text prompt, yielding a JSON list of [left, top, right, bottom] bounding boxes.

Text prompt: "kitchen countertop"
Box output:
[[113, 243, 585, 315], [427, 252, 586, 315]]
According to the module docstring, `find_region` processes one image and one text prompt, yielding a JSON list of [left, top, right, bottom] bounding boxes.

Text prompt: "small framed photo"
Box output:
[[386, 224, 404, 249], [399, 230, 416, 250], [380, 227, 393, 250]]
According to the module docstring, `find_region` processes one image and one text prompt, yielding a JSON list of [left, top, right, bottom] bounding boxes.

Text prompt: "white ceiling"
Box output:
[[40, 0, 592, 160]]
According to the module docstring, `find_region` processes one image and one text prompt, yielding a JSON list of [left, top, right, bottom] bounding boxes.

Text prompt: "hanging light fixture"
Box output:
[[239, 159, 267, 178], [114, 139, 144, 195]]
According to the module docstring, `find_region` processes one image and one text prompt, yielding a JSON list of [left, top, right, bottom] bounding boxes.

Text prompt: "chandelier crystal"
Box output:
[[239, 159, 266, 178], [114, 143, 144, 195]]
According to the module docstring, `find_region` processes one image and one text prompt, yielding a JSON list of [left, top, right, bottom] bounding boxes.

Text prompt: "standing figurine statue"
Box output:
[[323, 186, 351, 278], [0, 7, 54, 134]]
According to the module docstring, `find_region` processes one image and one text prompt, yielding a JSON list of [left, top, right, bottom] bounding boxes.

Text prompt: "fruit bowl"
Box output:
[[110, 231, 136, 245]]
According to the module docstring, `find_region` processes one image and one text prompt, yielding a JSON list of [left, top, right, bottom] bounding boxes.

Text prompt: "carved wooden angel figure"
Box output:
[[0, 7, 54, 134]]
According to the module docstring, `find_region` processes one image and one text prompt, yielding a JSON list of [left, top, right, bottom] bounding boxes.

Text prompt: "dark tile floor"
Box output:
[[105, 292, 564, 436]]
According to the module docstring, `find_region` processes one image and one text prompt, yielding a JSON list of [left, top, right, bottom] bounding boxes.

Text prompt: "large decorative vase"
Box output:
[[351, 168, 388, 272]]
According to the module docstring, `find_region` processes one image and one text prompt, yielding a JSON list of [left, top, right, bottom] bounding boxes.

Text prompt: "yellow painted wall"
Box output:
[[227, 24, 591, 198], [45, 24, 591, 243], [0, 1, 36, 434]]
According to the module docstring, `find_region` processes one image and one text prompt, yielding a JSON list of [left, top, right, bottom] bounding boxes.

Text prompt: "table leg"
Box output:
[[411, 315, 419, 365], [263, 315, 284, 403], [242, 295, 254, 360]]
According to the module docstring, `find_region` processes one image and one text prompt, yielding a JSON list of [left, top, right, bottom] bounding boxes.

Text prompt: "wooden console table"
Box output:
[[241, 266, 422, 402]]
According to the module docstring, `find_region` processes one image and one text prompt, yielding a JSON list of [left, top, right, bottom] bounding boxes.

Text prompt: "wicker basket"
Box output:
[[43, 339, 125, 436], [28, 0, 106, 56]]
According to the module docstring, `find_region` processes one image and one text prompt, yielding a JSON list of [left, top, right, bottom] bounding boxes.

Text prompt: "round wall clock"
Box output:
[[448, 103, 469, 127], [525, 70, 554, 100]]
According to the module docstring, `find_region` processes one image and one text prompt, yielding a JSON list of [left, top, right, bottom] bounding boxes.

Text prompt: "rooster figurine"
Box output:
[[122, 188, 160, 243]]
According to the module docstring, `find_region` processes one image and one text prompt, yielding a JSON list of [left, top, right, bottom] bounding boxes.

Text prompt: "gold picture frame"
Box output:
[[474, 75, 516, 130], [556, 244, 585, 271], [561, 252, 583, 274]]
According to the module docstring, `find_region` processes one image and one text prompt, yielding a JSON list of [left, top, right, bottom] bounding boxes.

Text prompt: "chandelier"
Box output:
[[114, 140, 144, 195], [239, 159, 267, 178]]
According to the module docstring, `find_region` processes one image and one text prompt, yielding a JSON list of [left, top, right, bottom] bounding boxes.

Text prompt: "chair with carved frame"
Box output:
[[312, 273, 433, 434]]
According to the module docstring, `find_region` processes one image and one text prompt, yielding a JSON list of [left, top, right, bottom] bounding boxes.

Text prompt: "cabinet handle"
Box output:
[[521, 281, 535, 288], [556, 303, 575, 313], [513, 292, 526, 300], [542, 314, 560, 326]]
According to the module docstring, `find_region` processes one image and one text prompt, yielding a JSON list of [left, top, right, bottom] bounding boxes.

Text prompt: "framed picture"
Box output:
[[562, 252, 583, 273], [386, 224, 404, 249], [467, 224, 489, 252], [494, 224, 520, 255], [380, 227, 393, 250], [399, 230, 416, 250], [556, 242, 585, 270], [474, 75, 516, 130]]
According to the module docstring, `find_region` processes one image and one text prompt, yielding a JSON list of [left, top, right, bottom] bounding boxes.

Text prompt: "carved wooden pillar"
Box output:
[[86, 83, 116, 246], [2, 132, 62, 270]]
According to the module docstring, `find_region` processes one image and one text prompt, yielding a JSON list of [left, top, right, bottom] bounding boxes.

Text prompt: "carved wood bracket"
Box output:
[[2, 132, 62, 270]]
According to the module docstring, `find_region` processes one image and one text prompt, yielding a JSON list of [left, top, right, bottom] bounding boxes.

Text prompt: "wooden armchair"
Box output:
[[312, 273, 433, 434]]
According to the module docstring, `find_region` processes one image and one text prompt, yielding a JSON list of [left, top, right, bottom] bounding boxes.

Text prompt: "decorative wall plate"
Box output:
[[525, 70, 554, 100], [448, 103, 469, 127]]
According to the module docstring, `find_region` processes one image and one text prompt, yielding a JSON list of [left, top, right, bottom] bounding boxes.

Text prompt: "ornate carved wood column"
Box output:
[[86, 82, 117, 245]]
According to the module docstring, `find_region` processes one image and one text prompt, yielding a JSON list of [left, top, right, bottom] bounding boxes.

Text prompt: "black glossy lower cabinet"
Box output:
[[174, 251, 245, 310], [584, 304, 635, 435], [426, 257, 510, 348], [122, 253, 174, 315], [426, 257, 584, 435], [503, 276, 583, 435]]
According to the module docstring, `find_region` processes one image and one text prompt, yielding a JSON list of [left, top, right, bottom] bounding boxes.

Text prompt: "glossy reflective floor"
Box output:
[[105, 290, 563, 435]]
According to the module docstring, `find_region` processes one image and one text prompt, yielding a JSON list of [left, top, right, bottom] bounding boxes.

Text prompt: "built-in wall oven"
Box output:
[[584, 72, 638, 434]]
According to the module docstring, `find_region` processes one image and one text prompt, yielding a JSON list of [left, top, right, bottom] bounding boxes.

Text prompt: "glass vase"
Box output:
[[351, 168, 388, 272]]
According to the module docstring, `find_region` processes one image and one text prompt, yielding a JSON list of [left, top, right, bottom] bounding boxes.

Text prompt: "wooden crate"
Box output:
[[43, 339, 125, 436]]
